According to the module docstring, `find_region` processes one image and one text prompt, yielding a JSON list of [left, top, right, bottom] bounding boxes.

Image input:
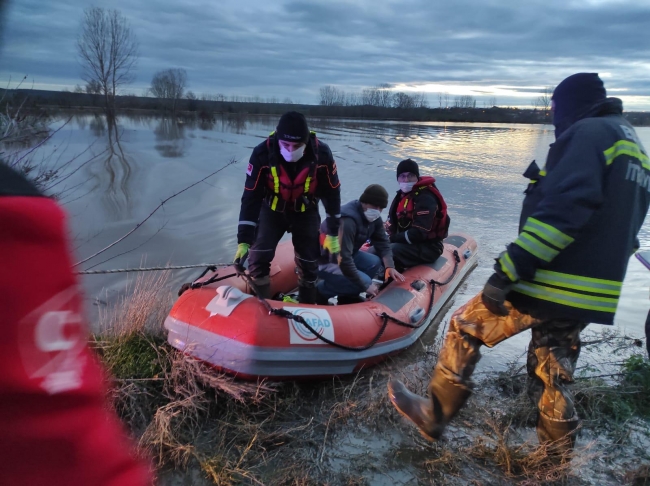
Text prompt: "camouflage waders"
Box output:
[[389, 293, 586, 452]]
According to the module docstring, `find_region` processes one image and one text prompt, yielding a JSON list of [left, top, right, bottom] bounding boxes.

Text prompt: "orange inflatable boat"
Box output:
[[165, 233, 478, 380]]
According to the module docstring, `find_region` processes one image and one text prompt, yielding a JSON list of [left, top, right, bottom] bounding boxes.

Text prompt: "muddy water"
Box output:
[[39, 113, 650, 371]]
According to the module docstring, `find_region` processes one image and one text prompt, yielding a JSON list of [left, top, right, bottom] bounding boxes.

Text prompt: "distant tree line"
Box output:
[[319, 84, 428, 109]]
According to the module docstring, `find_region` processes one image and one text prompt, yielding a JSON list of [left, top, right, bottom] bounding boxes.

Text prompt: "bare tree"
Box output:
[[535, 86, 553, 112], [319, 86, 345, 106], [150, 68, 187, 112], [376, 83, 394, 108], [454, 95, 477, 108], [85, 80, 102, 94], [393, 92, 416, 109], [77, 7, 138, 117]]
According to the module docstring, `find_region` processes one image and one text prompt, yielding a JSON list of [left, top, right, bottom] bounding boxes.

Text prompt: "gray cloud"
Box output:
[[1, 0, 650, 107]]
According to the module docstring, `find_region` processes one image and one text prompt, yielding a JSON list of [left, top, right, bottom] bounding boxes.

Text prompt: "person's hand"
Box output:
[[481, 272, 512, 316], [385, 267, 405, 282], [323, 234, 340, 254], [366, 283, 379, 297], [234, 243, 250, 264]]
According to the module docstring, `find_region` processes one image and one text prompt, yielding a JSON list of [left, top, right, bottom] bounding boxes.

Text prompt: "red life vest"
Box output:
[[265, 133, 319, 212], [396, 176, 450, 239]]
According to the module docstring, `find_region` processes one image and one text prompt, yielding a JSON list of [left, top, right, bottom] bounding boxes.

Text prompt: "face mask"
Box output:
[[280, 144, 305, 162], [399, 182, 415, 193], [364, 209, 381, 222]]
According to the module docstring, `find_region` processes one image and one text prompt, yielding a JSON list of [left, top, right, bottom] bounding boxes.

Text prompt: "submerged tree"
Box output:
[[150, 68, 187, 112], [77, 7, 139, 117]]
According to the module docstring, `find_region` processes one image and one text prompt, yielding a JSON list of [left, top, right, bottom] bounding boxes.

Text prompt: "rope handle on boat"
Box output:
[[233, 263, 391, 351], [178, 266, 237, 296], [230, 250, 460, 352], [378, 250, 461, 330]]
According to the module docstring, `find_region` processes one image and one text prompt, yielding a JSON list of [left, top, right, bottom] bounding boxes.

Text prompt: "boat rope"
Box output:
[[378, 250, 461, 330], [230, 249, 461, 352], [78, 263, 232, 275]]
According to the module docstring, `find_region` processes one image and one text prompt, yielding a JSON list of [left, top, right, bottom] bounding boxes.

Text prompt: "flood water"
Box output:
[[33, 113, 650, 370]]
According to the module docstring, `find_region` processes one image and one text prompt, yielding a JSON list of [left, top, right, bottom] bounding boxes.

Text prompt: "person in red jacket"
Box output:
[[385, 159, 450, 270], [0, 161, 151, 486]]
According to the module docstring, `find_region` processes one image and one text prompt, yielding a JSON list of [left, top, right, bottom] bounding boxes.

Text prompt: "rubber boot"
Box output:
[[253, 282, 271, 299], [388, 374, 471, 441], [298, 285, 317, 304], [537, 414, 580, 459]]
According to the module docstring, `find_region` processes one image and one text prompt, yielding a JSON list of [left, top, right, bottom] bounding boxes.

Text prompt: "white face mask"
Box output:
[[364, 209, 381, 222], [399, 181, 416, 193], [280, 144, 305, 162]]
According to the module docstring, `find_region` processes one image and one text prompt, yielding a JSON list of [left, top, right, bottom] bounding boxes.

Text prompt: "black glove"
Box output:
[[481, 272, 512, 316]]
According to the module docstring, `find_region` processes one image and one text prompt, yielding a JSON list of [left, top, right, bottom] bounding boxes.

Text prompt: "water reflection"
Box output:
[[86, 116, 133, 219], [154, 117, 187, 158]]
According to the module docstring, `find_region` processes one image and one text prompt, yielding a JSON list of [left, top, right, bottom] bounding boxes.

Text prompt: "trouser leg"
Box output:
[[247, 205, 287, 296], [527, 319, 587, 453], [389, 293, 540, 440], [353, 250, 383, 280], [290, 209, 321, 303], [391, 240, 443, 270]]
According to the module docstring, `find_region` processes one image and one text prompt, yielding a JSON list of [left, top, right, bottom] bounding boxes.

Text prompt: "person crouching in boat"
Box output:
[[387, 73, 650, 458], [317, 184, 405, 304], [385, 159, 450, 271], [234, 112, 341, 304]]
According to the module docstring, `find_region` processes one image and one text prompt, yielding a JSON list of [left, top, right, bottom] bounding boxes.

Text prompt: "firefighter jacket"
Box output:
[[499, 98, 650, 324]]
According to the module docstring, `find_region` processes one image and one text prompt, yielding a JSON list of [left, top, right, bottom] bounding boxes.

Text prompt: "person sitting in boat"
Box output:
[[233, 111, 341, 304], [385, 159, 450, 271], [317, 184, 405, 304]]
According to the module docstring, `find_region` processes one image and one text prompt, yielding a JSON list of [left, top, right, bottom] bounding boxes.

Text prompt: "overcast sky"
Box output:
[[1, 0, 650, 109]]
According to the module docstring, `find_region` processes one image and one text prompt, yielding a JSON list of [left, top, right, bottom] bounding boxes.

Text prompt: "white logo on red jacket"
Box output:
[[19, 287, 87, 395]]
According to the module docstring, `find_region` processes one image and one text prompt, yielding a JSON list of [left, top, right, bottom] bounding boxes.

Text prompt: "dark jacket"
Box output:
[[237, 133, 341, 244], [499, 98, 650, 324], [320, 200, 394, 289], [386, 178, 444, 249]]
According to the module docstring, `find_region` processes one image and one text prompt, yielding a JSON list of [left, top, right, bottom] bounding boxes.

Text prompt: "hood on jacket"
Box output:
[[552, 73, 607, 138]]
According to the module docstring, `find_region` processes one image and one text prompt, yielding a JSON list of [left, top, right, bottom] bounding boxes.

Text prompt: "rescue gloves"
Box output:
[[323, 235, 340, 254], [481, 272, 512, 316], [234, 243, 250, 265]]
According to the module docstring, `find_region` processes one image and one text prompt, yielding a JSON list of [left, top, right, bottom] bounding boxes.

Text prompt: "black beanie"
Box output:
[[359, 184, 389, 209], [396, 158, 420, 179], [276, 111, 309, 143]]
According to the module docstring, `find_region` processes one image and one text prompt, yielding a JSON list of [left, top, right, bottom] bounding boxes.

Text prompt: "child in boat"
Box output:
[[317, 184, 404, 304]]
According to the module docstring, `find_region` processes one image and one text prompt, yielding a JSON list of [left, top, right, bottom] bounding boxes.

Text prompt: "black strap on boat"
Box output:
[[378, 250, 461, 330], [232, 249, 461, 352], [177, 266, 237, 296]]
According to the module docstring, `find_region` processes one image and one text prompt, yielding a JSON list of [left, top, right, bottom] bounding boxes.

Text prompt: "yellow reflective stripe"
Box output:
[[271, 166, 280, 194], [523, 217, 574, 249], [499, 252, 518, 282], [539, 169, 547, 176], [533, 269, 622, 296], [513, 233, 559, 262], [512, 282, 618, 312], [299, 203, 305, 212], [304, 175, 311, 193], [271, 196, 279, 211], [604, 140, 650, 169]]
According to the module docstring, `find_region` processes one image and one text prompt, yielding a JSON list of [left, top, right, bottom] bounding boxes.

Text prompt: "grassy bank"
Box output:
[[93, 272, 650, 485]]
